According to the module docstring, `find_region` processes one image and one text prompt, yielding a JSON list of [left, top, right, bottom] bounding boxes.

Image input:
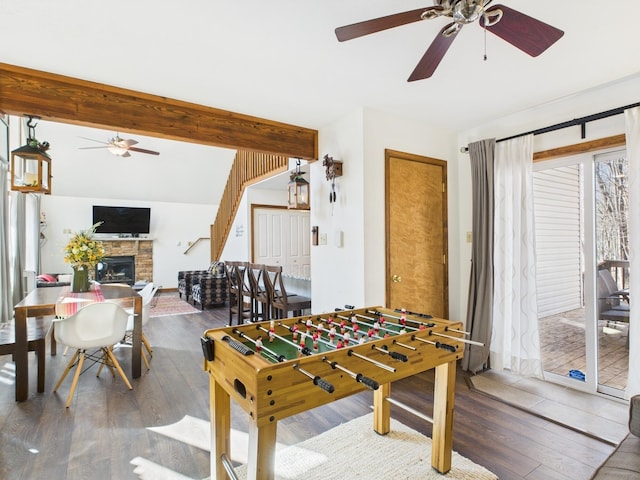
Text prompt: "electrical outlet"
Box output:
[[319, 233, 328, 245], [466, 231, 472, 243]]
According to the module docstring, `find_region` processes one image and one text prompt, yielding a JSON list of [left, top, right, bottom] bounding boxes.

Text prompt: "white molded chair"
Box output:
[[125, 283, 158, 369], [53, 302, 133, 408]]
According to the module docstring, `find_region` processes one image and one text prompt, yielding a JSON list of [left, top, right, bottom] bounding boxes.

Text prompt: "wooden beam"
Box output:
[[533, 134, 626, 162], [0, 62, 318, 160]]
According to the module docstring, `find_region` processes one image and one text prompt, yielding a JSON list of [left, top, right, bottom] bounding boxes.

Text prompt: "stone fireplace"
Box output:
[[98, 239, 153, 283]]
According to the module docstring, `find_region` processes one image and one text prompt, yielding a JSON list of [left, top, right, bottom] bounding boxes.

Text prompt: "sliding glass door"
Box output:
[[533, 148, 629, 397]]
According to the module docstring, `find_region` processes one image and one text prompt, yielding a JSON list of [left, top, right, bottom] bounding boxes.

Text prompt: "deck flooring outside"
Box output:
[[539, 307, 629, 391]]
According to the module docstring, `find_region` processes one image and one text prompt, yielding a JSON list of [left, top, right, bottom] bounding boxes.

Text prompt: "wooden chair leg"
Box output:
[[105, 347, 133, 390], [65, 351, 85, 408], [142, 348, 150, 370], [54, 349, 80, 393], [142, 333, 153, 357]]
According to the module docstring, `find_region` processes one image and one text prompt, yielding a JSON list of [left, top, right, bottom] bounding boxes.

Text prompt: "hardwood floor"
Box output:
[[0, 294, 616, 480]]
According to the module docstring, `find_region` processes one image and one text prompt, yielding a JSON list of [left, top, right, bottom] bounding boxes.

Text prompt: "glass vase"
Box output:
[[71, 266, 90, 293]]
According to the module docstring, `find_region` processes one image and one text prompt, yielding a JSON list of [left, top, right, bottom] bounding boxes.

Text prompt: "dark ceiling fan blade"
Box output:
[[335, 6, 442, 41], [127, 146, 160, 156], [481, 5, 564, 57], [408, 24, 459, 82]]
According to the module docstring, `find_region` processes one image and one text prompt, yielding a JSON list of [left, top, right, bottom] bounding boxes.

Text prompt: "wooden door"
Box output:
[[386, 149, 448, 318]]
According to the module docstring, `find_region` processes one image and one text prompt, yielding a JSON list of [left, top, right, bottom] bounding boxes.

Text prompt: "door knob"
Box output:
[[392, 274, 402, 283]]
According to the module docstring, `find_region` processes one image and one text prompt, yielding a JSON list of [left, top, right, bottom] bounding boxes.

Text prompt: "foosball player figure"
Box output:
[[255, 336, 263, 353], [343, 331, 351, 345], [327, 315, 334, 326], [269, 320, 276, 342], [350, 314, 357, 325], [336, 339, 344, 349], [317, 321, 325, 338], [306, 318, 313, 334], [329, 325, 337, 344], [400, 308, 407, 326], [298, 339, 307, 357], [292, 324, 299, 341], [352, 323, 360, 340], [399, 326, 407, 335], [379, 315, 386, 326], [373, 320, 380, 334], [312, 332, 319, 350], [419, 323, 427, 330], [367, 329, 375, 340], [340, 320, 346, 335]]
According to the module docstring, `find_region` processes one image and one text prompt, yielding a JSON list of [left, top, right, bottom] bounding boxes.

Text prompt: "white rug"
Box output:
[[132, 414, 498, 480]]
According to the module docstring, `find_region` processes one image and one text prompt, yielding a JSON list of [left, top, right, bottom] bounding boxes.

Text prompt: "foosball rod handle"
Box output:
[[293, 364, 335, 393], [355, 373, 380, 390]]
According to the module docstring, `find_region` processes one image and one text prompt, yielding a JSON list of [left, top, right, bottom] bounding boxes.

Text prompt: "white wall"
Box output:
[[40, 195, 216, 288], [311, 108, 458, 316]]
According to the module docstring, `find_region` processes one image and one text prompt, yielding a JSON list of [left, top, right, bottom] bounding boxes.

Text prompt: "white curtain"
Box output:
[[490, 134, 543, 377], [0, 158, 12, 320], [625, 107, 640, 398]]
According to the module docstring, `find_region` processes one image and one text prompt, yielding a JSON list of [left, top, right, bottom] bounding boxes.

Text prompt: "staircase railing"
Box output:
[[210, 151, 289, 260]]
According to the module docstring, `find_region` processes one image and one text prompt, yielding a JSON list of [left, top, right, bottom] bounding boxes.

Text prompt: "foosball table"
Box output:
[[201, 306, 469, 480]]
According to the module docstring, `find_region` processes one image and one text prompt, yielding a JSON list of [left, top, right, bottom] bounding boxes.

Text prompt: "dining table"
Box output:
[[12, 283, 143, 402]]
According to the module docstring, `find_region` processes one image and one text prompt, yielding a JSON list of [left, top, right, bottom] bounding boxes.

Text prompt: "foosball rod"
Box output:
[[411, 334, 457, 352], [293, 364, 335, 393], [220, 454, 239, 480], [385, 396, 434, 425], [321, 356, 380, 390], [430, 330, 485, 347], [232, 329, 286, 362], [366, 309, 437, 328], [338, 315, 416, 350], [255, 325, 313, 356], [446, 326, 472, 336]]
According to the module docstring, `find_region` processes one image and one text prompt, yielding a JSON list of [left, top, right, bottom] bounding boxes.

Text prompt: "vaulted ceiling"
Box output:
[[2, 1, 640, 203]]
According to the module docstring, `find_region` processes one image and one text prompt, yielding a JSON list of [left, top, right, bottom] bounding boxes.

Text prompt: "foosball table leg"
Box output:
[[373, 382, 391, 435], [247, 419, 278, 480], [210, 377, 231, 480], [431, 359, 456, 474]]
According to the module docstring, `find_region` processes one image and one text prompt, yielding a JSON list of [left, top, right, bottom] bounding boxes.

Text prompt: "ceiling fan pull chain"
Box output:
[[483, 24, 487, 61]]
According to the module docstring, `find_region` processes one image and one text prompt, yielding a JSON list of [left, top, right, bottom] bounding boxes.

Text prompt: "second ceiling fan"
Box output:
[[80, 135, 160, 157], [335, 0, 564, 81]]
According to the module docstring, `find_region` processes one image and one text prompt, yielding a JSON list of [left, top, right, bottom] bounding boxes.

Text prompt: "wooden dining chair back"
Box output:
[[0, 318, 48, 393], [236, 262, 254, 323], [52, 302, 133, 408], [248, 263, 269, 322], [263, 265, 311, 319], [225, 261, 251, 325]]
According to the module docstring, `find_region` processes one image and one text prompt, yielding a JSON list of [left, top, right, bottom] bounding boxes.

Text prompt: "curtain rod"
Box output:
[[461, 100, 640, 153]]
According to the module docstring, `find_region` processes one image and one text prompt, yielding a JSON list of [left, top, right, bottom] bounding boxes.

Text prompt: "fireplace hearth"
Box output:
[[96, 256, 135, 285]]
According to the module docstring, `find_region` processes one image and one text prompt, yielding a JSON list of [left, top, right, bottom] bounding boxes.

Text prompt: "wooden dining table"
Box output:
[[12, 284, 143, 402]]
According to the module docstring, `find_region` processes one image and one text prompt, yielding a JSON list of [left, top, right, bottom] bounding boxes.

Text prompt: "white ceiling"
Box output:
[[3, 1, 640, 202]]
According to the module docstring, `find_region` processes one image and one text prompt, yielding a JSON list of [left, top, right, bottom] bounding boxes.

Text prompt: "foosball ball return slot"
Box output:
[[202, 305, 481, 480]]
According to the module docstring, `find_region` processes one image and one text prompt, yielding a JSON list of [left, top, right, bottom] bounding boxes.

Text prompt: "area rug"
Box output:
[[149, 295, 201, 318], [132, 414, 498, 480]]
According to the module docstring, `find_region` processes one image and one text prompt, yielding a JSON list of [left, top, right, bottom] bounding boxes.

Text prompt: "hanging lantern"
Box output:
[[287, 159, 310, 210], [11, 116, 52, 194]]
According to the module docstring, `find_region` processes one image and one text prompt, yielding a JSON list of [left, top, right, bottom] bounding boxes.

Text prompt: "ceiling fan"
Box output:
[[79, 135, 160, 157], [335, 0, 564, 81]]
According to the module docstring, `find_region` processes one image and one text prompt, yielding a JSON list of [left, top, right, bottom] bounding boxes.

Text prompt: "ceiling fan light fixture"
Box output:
[[452, 0, 485, 23]]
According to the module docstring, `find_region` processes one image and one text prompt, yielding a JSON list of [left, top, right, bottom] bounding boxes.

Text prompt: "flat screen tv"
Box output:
[[92, 205, 151, 236]]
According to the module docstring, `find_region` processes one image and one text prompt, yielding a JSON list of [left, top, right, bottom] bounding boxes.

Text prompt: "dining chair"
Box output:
[[248, 263, 269, 322], [0, 318, 48, 393], [225, 261, 251, 325], [53, 302, 133, 408], [263, 265, 311, 319]]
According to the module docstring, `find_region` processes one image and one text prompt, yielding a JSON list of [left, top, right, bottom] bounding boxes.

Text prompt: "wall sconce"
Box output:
[[287, 159, 310, 210], [11, 116, 52, 194]]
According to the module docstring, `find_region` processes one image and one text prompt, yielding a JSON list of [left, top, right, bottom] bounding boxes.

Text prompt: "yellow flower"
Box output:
[[63, 223, 105, 269]]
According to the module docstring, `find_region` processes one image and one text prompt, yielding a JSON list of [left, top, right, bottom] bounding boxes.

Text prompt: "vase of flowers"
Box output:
[[64, 223, 105, 293]]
